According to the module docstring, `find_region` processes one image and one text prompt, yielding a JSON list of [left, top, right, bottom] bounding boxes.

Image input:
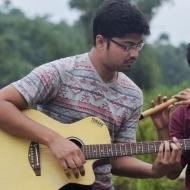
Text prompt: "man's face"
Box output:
[[102, 33, 144, 72]]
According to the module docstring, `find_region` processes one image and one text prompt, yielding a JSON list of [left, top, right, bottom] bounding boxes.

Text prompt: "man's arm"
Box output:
[[174, 88, 190, 105], [111, 156, 155, 178], [0, 85, 85, 178], [111, 139, 182, 178], [150, 95, 186, 179], [150, 95, 171, 140]]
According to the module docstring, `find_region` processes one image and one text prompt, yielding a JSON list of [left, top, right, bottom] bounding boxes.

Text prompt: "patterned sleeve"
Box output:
[[12, 62, 61, 106], [115, 105, 142, 143]]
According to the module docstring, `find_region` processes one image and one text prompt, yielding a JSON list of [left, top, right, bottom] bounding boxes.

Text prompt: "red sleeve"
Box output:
[[169, 105, 189, 168], [169, 106, 185, 139]]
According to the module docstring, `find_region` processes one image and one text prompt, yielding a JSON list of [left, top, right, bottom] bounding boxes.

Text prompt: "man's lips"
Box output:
[[124, 60, 135, 65]]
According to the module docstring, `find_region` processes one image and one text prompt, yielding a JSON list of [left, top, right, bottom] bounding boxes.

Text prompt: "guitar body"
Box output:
[[0, 109, 111, 190]]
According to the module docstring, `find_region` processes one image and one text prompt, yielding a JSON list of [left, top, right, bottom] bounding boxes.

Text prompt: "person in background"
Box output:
[[151, 43, 190, 189], [0, 0, 182, 190]]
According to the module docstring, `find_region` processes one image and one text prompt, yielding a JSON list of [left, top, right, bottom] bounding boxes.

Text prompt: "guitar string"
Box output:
[[38, 140, 190, 159]]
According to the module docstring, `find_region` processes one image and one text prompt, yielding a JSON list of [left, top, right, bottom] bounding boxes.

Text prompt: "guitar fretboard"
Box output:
[[82, 139, 190, 160]]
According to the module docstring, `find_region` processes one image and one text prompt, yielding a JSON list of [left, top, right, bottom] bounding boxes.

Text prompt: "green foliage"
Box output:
[[69, 0, 102, 47], [142, 81, 189, 112], [153, 43, 190, 86], [0, 5, 88, 87], [113, 176, 184, 190], [127, 45, 160, 90]]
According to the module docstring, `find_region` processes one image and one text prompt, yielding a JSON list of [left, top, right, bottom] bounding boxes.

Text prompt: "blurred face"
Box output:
[[102, 33, 144, 72]]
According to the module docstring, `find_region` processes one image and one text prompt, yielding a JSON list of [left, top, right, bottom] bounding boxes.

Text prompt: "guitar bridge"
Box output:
[[28, 142, 41, 176]]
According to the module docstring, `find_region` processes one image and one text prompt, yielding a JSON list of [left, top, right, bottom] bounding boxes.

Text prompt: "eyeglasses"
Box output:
[[110, 39, 144, 52]]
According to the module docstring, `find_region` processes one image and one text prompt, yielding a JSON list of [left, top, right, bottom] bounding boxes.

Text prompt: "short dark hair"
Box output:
[[92, 0, 150, 45], [187, 43, 190, 66]]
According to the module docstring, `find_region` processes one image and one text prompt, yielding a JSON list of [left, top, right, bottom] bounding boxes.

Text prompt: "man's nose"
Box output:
[[128, 48, 139, 58]]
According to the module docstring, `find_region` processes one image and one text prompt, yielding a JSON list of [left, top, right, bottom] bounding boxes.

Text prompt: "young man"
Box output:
[[0, 0, 181, 190], [151, 43, 190, 189]]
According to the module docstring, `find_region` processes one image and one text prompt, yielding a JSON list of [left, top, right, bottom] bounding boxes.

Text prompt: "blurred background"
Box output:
[[0, 0, 189, 189]]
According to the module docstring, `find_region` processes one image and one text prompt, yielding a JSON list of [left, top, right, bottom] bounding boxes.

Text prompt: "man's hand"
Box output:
[[48, 135, 86, 178], [150, 95, 171, 130], [173, 88, 190, 105], [150, 95, 173, 140], [152, 137, 182, 178]]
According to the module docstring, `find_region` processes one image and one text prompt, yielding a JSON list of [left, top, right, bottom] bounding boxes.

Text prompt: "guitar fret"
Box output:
[[141, 142, 144, 154], [119, 144, 122, 156], [83, 139, 190, 160], [90, 145, 93, 159], [108, 144, 113, 157], [146, 143, 149, 153], [116, 144, 119, 156], [153, 142, 156, 153], [131, 143, 136, 155], [124, 143, 129, 156], [88, 145, 91, 159], [101, 144, 105, 158], [135, 143, 137, 154], [155, 141, 161, 152], [112, 144, 114, 157], [129, 143, 132, 155], [120, 144, 125, 156], [149, 142, 153, 153], [94, 145, 97, 158], [98, 144, 101, 158], [105, 145, 107, 156], [136, 142, 142, 154], [147, 142, 150, 153], [114, 144, 119, 157], [124, 143, 128, 156]]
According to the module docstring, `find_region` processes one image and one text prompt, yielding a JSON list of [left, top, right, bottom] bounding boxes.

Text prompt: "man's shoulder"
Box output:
[[118, 72, 142, 94], [49, 52, 89, 71]]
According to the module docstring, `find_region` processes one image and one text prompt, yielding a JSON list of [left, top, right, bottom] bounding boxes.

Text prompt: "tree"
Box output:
[[154, 42, 190, 86], [0, 5, 87, 87], [127, 45, 160, 89]]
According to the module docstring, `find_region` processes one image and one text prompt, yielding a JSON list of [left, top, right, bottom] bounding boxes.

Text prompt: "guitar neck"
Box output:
[[82, 139, 190, 160]]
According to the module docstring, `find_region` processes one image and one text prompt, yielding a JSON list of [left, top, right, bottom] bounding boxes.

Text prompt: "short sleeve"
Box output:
[[114, 87, 143, 143], [12, 62, 61, 106], [115, 105, 142, 143]]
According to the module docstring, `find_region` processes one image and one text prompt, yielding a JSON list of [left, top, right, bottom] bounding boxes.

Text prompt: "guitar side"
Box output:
[[0, 109, 111, 190]]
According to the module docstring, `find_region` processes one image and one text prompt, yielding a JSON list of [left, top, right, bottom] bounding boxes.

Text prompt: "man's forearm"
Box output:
[[0, 100, 58, 146], [111, 156, 158, 178]]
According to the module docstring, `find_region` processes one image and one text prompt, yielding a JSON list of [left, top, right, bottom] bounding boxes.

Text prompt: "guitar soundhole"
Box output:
[[59, 183, 92, 190], [68, 137, 83, 148]]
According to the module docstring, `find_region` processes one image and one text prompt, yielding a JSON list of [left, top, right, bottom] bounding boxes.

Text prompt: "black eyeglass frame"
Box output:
[[110, 39, 145, 52]]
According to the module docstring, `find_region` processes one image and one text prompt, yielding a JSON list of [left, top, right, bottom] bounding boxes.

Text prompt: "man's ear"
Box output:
[[95, 35, 107, 49]]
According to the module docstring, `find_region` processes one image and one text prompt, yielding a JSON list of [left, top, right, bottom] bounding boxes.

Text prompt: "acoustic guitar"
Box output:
[[0, 109, 189, 190]]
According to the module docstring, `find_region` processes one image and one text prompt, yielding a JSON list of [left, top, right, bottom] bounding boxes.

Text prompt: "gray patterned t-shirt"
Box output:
[[12, 52, 143, 190]]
